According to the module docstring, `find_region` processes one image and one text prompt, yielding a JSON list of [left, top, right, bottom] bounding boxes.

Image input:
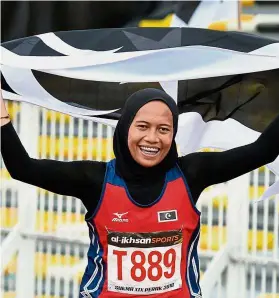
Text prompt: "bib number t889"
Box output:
[[113, 248, 176, 282]]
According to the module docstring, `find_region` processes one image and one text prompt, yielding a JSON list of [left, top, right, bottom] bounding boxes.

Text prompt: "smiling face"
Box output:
[[128, 101, 174, 168]]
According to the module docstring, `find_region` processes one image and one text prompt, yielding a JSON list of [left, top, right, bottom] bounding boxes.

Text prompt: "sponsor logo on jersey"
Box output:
[[112, 212, 129, 222], [158, 210, 178, 222], [108, 230, 182, 248]]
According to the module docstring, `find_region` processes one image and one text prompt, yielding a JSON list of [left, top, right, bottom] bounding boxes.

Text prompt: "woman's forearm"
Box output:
[[179, 113, 279, 196], [256, 113, 279, 163], [0, 87, 11, 126]]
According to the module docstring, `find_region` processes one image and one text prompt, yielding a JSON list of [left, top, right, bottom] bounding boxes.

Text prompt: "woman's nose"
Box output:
[[145, 129, 158, 143]]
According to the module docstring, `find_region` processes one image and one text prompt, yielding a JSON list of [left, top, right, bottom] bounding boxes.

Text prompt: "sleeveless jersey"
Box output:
[[79, 159, 201, 298]]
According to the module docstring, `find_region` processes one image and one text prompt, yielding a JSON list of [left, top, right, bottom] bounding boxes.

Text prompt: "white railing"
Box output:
[[1, 101, 278, 298]]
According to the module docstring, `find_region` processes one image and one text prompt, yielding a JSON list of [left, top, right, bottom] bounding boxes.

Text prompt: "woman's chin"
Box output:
[[135, 156, 161, 168]]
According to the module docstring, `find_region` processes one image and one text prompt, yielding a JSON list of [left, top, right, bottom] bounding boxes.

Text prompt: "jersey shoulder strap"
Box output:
[[106, 159, 184, 186]]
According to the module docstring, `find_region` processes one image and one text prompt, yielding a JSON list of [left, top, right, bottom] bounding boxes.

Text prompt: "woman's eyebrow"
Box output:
[[135, 121, 172, 127], [135, 120, 149, 124], [160, 124, 171, 127]]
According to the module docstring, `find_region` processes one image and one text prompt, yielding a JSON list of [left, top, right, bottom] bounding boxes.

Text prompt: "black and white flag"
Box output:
[[1, 27, 279, 199]]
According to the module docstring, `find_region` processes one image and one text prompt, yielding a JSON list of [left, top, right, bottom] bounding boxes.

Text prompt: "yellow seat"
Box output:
[[208, 14, 255, 31], [0, 168, 11, 179], [0, 207, 18, 228], [241, 0, 255, 7], [6, 101, 20, 121], [211, 185, 268, 209], [45, 111, 71, 123], [199, 225, 274, 251], [7, 102, 71, 124], [0, 207, 85, 231], [4, 253, 82, 279], [38, 136, 114, 161], [3, 294, 16, 298], [139, 13, 174, 28]]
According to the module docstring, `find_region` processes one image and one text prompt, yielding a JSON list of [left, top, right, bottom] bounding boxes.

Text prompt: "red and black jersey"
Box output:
[[80, 159, 200, 297], [79, 160, 201, 298]]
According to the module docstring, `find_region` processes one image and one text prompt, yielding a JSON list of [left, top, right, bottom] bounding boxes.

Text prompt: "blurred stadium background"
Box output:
[[1, 1, 279, 298]]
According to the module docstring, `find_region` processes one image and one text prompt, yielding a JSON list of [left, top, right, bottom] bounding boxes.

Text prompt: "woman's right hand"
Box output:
[[0, 84, 11, 126]]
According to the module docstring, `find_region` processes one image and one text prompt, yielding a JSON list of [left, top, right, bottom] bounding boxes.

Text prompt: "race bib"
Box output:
[[107, 230, 183, 295]]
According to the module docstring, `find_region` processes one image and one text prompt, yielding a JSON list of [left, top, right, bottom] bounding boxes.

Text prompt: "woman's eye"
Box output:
[[159, 127, 170, 133], [138, 125, 147, 130]]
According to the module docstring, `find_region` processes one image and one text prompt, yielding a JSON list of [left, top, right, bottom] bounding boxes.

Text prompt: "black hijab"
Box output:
[[113, 88, 179, 185]]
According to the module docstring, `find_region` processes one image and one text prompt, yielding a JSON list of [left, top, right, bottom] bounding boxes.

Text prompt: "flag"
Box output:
[[1, 27, 279, 199]]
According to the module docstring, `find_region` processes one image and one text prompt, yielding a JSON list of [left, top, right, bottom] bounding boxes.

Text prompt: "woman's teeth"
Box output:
[[140, 146, 160, 156]]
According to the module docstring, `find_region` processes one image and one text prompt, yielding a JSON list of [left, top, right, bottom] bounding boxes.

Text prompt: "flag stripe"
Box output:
[[2, 28, 278, 55]]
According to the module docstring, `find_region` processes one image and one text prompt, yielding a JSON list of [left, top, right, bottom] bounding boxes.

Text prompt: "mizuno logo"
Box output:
[[113, 212, 128, 219], [112, 212, 129, 223]]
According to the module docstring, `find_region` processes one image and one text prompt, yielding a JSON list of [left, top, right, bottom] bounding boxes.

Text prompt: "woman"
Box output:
[[1, 87, 279, 298]]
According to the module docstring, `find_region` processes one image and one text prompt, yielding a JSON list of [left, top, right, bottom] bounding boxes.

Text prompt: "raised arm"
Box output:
[[179, 114, 279, 202], [0, 88, 106, 204]]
